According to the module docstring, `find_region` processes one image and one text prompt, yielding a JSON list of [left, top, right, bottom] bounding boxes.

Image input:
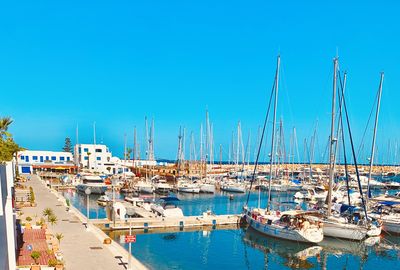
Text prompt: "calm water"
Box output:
[[62, 189, 400, 270]]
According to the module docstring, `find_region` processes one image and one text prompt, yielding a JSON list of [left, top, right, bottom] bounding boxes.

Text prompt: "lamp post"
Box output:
[[85, 188, 91, 225]]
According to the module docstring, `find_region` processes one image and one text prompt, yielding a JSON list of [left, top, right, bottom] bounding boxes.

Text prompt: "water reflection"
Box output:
[[243, 227, 321, 269]]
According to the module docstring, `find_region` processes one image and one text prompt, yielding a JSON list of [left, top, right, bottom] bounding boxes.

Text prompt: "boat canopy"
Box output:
[[160, 197, 180, 202]]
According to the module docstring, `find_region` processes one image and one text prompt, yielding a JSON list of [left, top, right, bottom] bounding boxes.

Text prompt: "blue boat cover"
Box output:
[[378, 201, 400, 206], [340, 204, 357, 213]]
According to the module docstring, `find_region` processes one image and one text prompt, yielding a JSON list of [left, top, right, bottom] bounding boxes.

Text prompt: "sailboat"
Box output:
[[243, 55, 324, 244], [321, 58, 381, 240]]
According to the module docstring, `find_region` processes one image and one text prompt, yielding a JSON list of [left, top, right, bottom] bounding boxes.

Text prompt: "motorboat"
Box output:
[[76, 175, 108, 195], [150, 197, 184, 218], [97, 194, 111, 206]]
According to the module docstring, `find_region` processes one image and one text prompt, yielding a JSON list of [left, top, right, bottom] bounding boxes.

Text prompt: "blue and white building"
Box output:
[[17, 150, 75, 174]]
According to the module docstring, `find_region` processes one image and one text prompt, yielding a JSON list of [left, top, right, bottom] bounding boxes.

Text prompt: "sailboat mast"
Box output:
[[327, 58, 338, 216], [367, 72, 384, 206], [267, 55, 280, 210]]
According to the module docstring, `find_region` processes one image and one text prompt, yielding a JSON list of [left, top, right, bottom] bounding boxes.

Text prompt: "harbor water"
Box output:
[[62, 189, 400, 269]]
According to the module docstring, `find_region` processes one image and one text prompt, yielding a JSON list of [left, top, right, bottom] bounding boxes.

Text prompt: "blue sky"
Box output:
[[1, 1, 400, 163]]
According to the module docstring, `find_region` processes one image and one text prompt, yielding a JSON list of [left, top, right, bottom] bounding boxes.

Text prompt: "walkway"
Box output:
[[21, 175, 148, 270]]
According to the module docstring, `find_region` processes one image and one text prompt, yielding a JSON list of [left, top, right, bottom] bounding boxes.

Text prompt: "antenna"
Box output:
[[76, 124, 79, 145], [93, 122, 96, 145]]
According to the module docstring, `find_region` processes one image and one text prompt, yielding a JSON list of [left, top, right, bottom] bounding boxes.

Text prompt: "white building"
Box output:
[[17, 150, 75, 174], [0, 162, 17, 270], [74, 143, 132, 175]]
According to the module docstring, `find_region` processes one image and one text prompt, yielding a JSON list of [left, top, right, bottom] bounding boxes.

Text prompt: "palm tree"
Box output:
[[0, 117, 13, 139], [43, 208, 54, 221], [48, 215, 58, 226], [55, 233, 64, 244]]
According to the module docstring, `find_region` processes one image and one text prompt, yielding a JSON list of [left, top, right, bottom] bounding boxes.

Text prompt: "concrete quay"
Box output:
[[21, 175, 148, 270]]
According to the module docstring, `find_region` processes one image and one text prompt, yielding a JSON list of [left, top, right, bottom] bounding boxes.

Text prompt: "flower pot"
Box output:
[[103, 238, 112, 244], [55, 264, 64, 270], [30, 265, 40, 270]]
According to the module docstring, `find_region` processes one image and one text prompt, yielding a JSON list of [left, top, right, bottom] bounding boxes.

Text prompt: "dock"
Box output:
[[95, 214, 241, 231]]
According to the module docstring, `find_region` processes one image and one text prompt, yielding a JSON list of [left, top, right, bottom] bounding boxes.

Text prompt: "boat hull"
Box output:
[[245, 214, 323, 243], [200, 184, 215, 193], [138, 186, 154, 194], [178, 187, 200, 193], [221, 186, 246, 193], [76, 184, 107, 195]]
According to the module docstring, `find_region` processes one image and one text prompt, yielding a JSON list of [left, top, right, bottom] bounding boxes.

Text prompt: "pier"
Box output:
[[94, 214, 241, 231], [22, 175, 148, 270]]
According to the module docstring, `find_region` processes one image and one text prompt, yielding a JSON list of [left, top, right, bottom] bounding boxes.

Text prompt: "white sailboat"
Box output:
[[243, 55, 324, 244], [321, 58, 381, 240]]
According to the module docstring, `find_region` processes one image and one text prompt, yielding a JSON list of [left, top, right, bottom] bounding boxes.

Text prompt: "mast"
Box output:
[[219, 144, 223, 166], [327, 57, 338, 216], [133, 126, 137, 161], [367, 72, 384, 206], [267, 55, 280, 210]]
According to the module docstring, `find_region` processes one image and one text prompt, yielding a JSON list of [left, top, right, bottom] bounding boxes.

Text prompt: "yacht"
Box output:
[[200, 183, 216, 193], [135, 180, 154, 194], [220, 181, 246, 193], [177, 181, 200, 193], [151, 197, 184, 218], [153, 179, 172, 195], [244, 208, 324, 243], [76, 175, 108, 195]]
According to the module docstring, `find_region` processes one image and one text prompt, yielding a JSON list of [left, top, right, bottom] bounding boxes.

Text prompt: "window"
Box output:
[[84, 148, 88, 152], [95, 149, 102, 153], [46, 156, 49, 161], [79, 147, 81, 154], [67, 157, 70, 161], [32, 156, 38, 160], [96, 157, 101, 161], [84, 157, 88, 160], [21, 155, 25, 160], [51, 156, 56, 161], [60, 157, 65, 161]]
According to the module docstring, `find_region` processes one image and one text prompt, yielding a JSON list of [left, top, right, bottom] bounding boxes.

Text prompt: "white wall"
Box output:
[[0, 162, 16, 270]]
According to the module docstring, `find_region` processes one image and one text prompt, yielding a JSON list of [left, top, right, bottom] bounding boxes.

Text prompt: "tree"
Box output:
[[29, 187, 35, 204], [62, 137, 72, 153], [125, 147, 132, 160], [30, 250, 41, 264], [55, 233, 64, 244], [48, 215, 58, 226], [0, 116, 23, 162], [43, 208, 54, 221], [0, 116, 13, 139]]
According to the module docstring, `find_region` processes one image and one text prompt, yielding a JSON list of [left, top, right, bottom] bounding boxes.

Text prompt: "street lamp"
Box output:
[[85, 188, 91, 226]]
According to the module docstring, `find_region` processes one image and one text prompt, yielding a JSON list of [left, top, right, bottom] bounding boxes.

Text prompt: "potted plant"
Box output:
[[65, 199, 70, 212], [55, 260, 64, 270], [30, 250, 41, 269], [48, 258, 58, 267]]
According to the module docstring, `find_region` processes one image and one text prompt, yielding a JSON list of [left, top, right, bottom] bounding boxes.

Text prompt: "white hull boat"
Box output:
[[200, 183, 215, 193], [244, 208, 324, 243]]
